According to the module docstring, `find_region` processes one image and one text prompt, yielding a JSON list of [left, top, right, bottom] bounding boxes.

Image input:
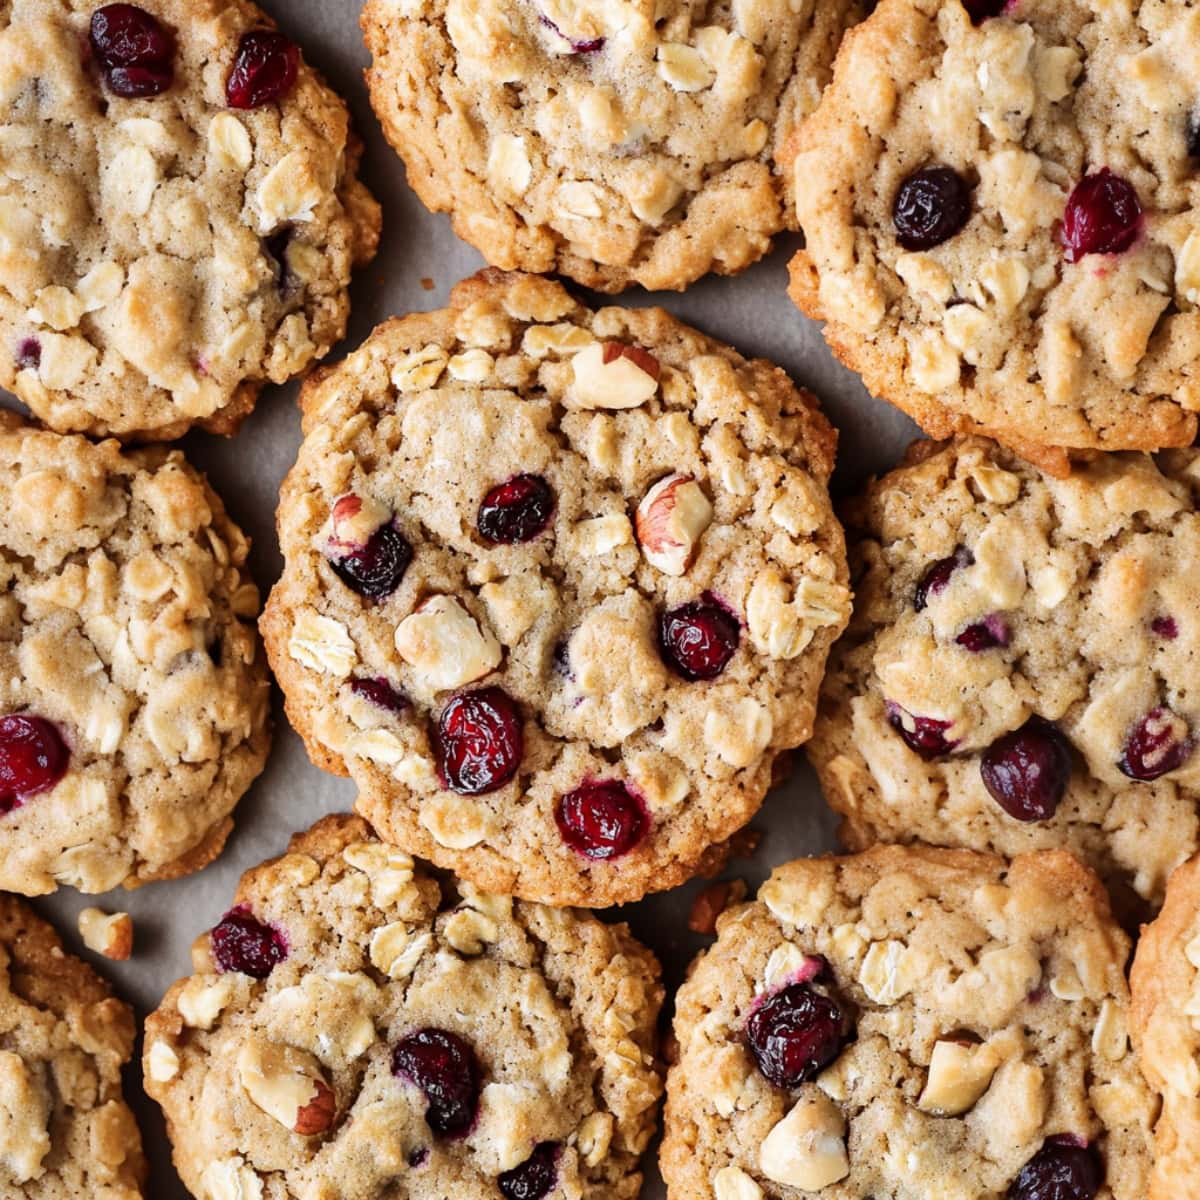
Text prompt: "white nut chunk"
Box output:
[[394, 595, 501, 690], [569, 341, 660, 409], [77, 907, 133, 960], [236, 1038, 336, 1135], [328, 493, 391, 549], [759, 1093, 850, 1190], [917, 1040, 1000, 1115], [635, 474, 713, 576]]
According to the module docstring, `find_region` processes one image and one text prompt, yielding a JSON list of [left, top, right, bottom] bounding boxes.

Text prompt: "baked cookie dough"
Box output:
[[0, 414, 271, 894], [144, 814, 663, 1200], [663, 845, 1155, 1200], [0, 0, 380, 440], [260, 269, 850, 906], [785, 0, 1200, 473], [362, 0, 862, 292]]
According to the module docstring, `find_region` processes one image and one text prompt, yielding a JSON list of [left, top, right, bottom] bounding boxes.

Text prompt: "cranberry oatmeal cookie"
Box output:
[[361, 0, 862, 292], [0, 894, 145, 1198], [811, 436, 1200, 916], [663, 845, 1155, 1200], [144, 814, 663, 1200], [0, 0, 380, 441], [785, 0, 1200, 473], [260, 270, 850, 906], [0, 414, 270, 895]]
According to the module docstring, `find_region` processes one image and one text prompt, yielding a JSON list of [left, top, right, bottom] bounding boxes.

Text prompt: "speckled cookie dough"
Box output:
[[0, 894, 145, 1199], [144, 814, 663, 1200], [785, 0, 1200, 473], [663, 845, 1155, 1200], [260, 270, 850, 907], [0, 414, 271, 895], [810, 436, 1200, 916], [0, 0, 380, 441], [362, 0, 862, 293]]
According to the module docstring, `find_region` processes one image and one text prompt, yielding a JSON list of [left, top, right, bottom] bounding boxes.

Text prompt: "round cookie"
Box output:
[[810, 436, 1200, 916], [0, 894, 145, 1198], [362, 0, 862, 292], [0, 0, 380, 441], [260, 269, 850, 906], [0, 414, 271, 894], [144, 813, 663, 1200], [784, 0, 1200, 473], [662, 844, 1155, 1200]]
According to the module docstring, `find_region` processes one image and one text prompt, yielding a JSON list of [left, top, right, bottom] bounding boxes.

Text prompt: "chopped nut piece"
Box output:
[[77, 908, 133, 960], [759, 1094, 849, 1190], [917, 1040, 1000, 1115], [569, 342, 660, 409], [394, 596, 501, 690], [237, 1039, 335, 1135], [635, 473, 714, 576]]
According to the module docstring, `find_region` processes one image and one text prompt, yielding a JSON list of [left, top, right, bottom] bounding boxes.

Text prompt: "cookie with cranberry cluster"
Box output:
[[144, 814, 663, 1200], [662, 845, 1154, 1200], [0, 414, 271, 894], [785, 0, 1200, 472], [811, 436, 1200, 916], [361, 0, 863, 292], [0, 0, 379, 440], [260, 270, 850, 906]]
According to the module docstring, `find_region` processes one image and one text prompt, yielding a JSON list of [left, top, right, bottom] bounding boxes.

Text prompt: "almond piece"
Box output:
[[294, 1080, 337, 1135], [917, 1039, 1000, 1115], [569, 341, 660, 409], [394, 595, 501, 690], [635, 474, 713, 576], [329, 493, 390, 550], [77, 907, 133, 960], [237, 1039, 335, 1136], [759, 1093, 849, 1190]]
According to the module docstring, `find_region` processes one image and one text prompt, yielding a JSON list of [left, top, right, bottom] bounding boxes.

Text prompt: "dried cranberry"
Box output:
[[744, 980, 849, 1089], [956, 614, 1009, 651], [408, 1147, 429, 1168], [436, 687, 523, 794], [1061, 170, 1142, 262], [210, 906, 287, 978], [885, 701, 957, 759], [477, 475, 555, 544], [1189, 111, 1200, 160], [893, 167, 972, 251], [0, 716, 68, 813], [1151, 615, 1179, 640], [538, 14, 604, 52], [914, 546, 973, 611], [15, 337, 40, 371], [981, 719, 1072, 822], [658, 597, 740, 681], [961, 0, 1007, 21], [1008, 1136, 1102, 1200], [498, 1142, 560, 1200], [1118, 706, 1192, 781], [90, 4, 174, 97], [350, 677, 408, 714], [226, 30, 299, 109], [328, 524, 412, 599], [392, 1029, 480, 1139], [556, 781, 647, 861]]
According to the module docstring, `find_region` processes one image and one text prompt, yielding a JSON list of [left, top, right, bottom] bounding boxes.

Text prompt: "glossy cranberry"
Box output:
[[210, 906, 287, 978], [436, 687, 523, 795], [328, 524, 412, 599], [498, 1142, 560, 1200], [15, 337, 40, 371], [0, 716, 68, 813], [886, 701, 957, 759], [957, 614, 1009, 651], [961, 0, 1007, 21], [981, 719, 1072, 822], [90, 4, 174, 97], [914, 546, 973, 611], [556, 781, 647, 861], [350, 676, 408, 714], [658, 597, 740, 681], [893, 167, 972, 250], [1118, 706, 1192, 781], [392, 1029, 480, 1138], [1061, 170, 1142, 262], [1152, 615, 1179, 640], [744, 981, 849, 1089], [226, 30, 299, 109], [477, 474, 555, 544], [1008, 1136, 1102, 1200]]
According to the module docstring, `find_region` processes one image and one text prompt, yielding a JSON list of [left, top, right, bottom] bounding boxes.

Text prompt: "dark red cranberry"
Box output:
[[477, 475, 555, 544], [538, 14, 604, 52], [1118, 706, 1192, 781], [392, 1029, 480, 1139], [744, 980, 849, 1089], [350, 677, 408, 714], [0, 716, 68, 813], [408, 1147, 429, 1168], [885, 701, 957, 759], [1008, 1136, 1102, 1200], [961, 0, 1007, 21], [1061, 170, 1142, 262], [1152, 615, 1179, 640], [658, 597, 740, 681], [498, 1142, 560, 1200], [226, 30, 299, 109], [914, 547, 973, 611], [210, 906, 287, 978], [436, 687, 523, 795], [893, 167, 972, 250], [15, 337, 40, 371], [981, 719, 1072, 822], [328, 524, 412, 599], [1189, 111, 1200, 159], [90, 4, 174, 97], [556, 781, 647, 861], [957, 614, 1009, 651]]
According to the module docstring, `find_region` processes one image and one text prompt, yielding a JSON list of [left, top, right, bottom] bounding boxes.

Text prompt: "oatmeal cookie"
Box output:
[[362, 0, 862, 292], [144, 813, 663, 1200], [0, 414, 271, 894], [785, 0, 1200, 473], [0, 0, 380, 441], [260, 270, 850, 906], [663, 845, 1155, 1200]]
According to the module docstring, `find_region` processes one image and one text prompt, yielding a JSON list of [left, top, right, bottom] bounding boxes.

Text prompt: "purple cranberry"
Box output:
[[1118, 706, 1192, 781], [392, 1029, 480, 1139], [538, 14, 604, 52], [914, 547, 973, 611], [226, 30, 299, 109], [981, 719, 1072, 822], [893, 167, 972, 251], [0, 716, 68, 814], [408, 1147, 429, 1168], [658, 596, 740, 681], [961, 0, 1007, 21], [1189, 111, 1200, 159], [885, 701, 957, 759], [477, 475, 555, 544], [744, 980, 849, 1089], [210, 906, 287, 978], [1008, 1136, 1102, 1200], [328, 524, 412, 599], [498, 1142, 560, 1200], [1152, 615, 1179, 640], [15, 337, 40, 371], [1061, 170, 1142, 262], [90, 4, 174, 97], [436, 687, 523, 795], [350, 677, 408, 714], [957, 614, 1009, 651], [556, 781, 647, 861]]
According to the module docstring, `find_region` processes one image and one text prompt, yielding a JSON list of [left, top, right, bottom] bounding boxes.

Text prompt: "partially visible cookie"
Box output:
[[0, 894, 145, 1198], [663, 845, 1155, 1200], [144, 813, 663, 1200], [362, 0, 862, 292], [0, 415, 271, 894], [0, 0, 380, 440], [260, 270, 850, 906]]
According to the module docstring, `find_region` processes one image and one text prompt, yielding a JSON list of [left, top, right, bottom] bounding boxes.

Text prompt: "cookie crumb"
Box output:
[[420, 276, 434, 291], [689, 880, 747, 934], [78, 908, 133, 960]]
